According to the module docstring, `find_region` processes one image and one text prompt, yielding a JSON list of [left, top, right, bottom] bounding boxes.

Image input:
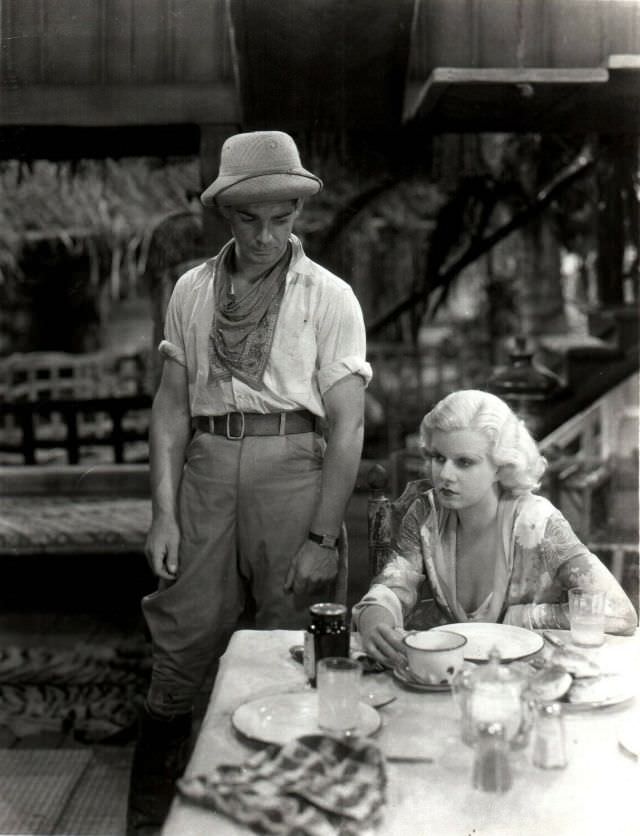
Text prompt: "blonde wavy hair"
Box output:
[[419, 389, 547, 495]]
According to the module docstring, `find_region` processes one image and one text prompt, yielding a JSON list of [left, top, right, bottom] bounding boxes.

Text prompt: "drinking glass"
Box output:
[[316, 657, 362, 734], [568, 589, 606, 647]]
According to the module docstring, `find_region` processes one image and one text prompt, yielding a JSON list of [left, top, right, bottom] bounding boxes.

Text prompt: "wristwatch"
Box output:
[[308, 531, 339, 549]]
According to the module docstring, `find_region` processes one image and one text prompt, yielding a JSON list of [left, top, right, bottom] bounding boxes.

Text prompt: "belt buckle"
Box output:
[[226, 411, 245, 440]]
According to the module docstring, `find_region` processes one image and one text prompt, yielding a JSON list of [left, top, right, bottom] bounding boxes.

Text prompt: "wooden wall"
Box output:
[[0, 0, 238, 126], [1, 0, 233, 85], [408, 0, 640, 79]]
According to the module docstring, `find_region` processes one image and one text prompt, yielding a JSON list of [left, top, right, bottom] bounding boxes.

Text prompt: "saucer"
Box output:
[[361, 681, 397, 708], [392, 662, 451, 692]]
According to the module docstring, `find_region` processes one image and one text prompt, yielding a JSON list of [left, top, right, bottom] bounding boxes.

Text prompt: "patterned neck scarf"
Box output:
[[208, 239, 291, 391]]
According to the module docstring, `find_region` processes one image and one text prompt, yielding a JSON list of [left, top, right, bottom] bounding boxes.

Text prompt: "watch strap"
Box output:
[[308, 530, 339, 549]]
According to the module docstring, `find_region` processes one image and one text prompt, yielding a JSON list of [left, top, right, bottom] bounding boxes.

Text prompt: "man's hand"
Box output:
[[145, 515, 181, 580], [284, 540, 339, 597], [358, 605, 406, 669]]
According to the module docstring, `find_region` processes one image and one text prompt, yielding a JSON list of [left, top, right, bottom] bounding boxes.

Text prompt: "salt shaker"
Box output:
[[532, 701, 568, 769], [472, 721, 513, 792]]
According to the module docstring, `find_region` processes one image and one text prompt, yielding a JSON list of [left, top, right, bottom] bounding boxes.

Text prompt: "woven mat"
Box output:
[[55, 747, 133, 836], [0, 748, 92, 835]]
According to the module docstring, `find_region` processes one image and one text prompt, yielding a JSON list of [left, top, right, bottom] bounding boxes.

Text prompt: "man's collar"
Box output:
[[288, 234, 306, 270]]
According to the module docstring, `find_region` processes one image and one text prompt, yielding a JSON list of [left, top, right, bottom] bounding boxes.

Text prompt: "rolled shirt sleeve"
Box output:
[[158, 339, 186, 367], [316, 286, 372, 394], [158, 266, 200, 368]]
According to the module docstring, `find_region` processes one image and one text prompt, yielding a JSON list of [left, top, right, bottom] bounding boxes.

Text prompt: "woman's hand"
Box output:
[[358, 605, 407, 669]]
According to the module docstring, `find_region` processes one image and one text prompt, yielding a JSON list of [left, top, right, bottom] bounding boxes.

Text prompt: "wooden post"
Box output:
[[111, 406, 125, 464], [200, 124, 239, 254], [64, 408, 79, 465], [18, 406, 36, 466], [596, 136, 636, 307], [367, 463, 392, 580]]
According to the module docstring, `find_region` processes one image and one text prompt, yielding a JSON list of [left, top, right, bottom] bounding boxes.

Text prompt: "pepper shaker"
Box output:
[[472, 721, 513, 792], [532, 701, 568, 769]]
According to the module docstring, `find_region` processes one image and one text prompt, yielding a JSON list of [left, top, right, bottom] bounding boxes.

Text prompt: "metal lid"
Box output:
[[476, 721, 507, 738], [309, 602, 347, 617], [539, 701, 563, 717]]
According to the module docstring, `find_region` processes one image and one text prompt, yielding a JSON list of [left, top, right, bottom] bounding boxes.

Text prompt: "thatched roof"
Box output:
[[0, 157, 202, 292]]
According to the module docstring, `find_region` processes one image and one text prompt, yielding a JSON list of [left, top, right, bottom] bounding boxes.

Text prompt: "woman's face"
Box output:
[[428, 428, 499, 510]]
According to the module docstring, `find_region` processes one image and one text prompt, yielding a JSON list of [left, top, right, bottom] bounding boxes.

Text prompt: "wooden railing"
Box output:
[[0, 395, 151, 465], [539, 372, 638, 462], [539, 371, 638, 541]]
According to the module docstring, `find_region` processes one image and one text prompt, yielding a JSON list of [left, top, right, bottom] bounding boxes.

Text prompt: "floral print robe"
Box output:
[[352, 486, 636, 634]]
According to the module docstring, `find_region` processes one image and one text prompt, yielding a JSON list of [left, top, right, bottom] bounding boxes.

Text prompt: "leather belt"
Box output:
[[192, 409, 319, 440]]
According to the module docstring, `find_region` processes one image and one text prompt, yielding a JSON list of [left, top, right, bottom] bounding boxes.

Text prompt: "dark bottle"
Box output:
[[303, 602, 350, 687]]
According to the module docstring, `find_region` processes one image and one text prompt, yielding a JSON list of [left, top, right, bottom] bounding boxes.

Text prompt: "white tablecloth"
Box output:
[[163, 628, 640, 836]]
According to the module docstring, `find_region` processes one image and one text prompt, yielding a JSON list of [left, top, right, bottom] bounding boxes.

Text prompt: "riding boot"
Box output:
[[126, 705, 193, 836]]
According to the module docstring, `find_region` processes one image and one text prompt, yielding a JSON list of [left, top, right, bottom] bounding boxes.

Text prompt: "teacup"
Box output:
[[403, 629, 467, 685]]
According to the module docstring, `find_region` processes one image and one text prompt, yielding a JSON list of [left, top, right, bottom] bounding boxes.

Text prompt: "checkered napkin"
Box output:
[[177, 734, 387, 835]]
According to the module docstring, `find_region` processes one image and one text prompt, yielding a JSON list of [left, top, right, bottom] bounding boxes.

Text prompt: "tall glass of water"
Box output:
[[317, 657, 362, 735], [568, 589, 606, 647]]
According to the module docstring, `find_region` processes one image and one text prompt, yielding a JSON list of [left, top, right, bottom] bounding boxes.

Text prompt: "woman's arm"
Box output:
[[556, 548, 637, 635], [505, 513, 637, 635], [352, 498, 429, 644]]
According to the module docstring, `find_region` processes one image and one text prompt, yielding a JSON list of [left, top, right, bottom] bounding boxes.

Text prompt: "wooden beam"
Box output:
[[404, 66, 608, 123], [0, 83, 239, 126], [402, 65, 640, 133], [607, 54, 640, 71]]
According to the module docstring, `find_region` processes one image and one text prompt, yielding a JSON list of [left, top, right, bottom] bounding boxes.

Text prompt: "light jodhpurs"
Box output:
[[143, 428, 336, 717]]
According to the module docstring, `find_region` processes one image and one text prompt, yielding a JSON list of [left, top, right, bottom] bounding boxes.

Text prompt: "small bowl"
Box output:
[[403, 629, 467, 686]]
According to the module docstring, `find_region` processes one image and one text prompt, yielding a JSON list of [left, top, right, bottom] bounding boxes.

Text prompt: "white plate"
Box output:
[[392, 662, 451, 692], [231, 691, 381, 746], [564, 674, 637, 712], [433, 623, 544, 663]]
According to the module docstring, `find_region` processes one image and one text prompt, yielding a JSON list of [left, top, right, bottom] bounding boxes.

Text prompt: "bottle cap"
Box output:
[[477, 721, 507, 739], [539, 701, 563, 717]]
